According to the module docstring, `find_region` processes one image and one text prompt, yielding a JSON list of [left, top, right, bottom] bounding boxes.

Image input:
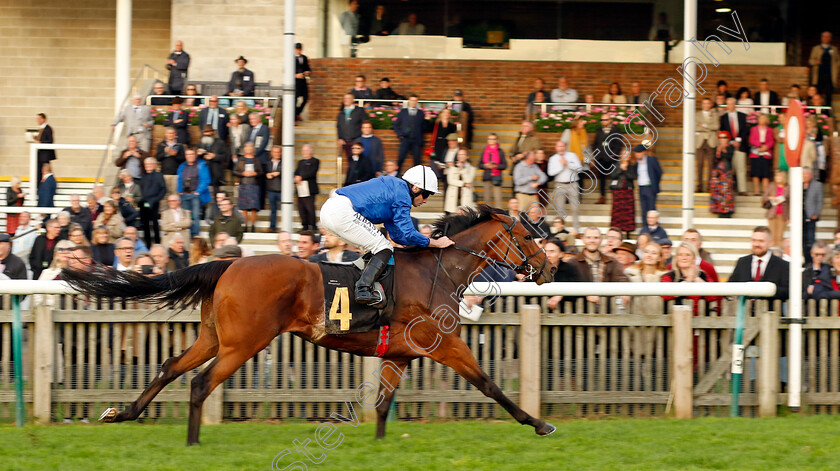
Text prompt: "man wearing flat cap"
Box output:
[[227, 56, 255, 97], [612, 242, 638, 271], [0, 233, 28, 280], [163, 96, 190, 145], [212, 245, 242, 261]]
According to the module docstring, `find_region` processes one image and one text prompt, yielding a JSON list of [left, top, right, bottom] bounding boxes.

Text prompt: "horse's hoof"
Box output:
[[99, 407, 118, 423], [536, 422, 556, 436]]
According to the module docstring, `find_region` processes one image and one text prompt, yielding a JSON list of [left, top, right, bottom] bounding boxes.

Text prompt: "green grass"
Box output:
[[2, 416, 840, 470]]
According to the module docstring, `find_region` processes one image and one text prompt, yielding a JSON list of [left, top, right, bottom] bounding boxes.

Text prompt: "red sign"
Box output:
[[784, 100, 807, 168]]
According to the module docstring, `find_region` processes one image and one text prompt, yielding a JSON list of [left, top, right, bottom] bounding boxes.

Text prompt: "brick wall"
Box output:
[[308, 59, 809, 126]]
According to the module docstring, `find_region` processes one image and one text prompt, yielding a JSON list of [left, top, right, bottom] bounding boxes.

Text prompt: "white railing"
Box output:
[[353, 98, 467, 111], [716, 103, 833, 114], [145, 94, 278, 108], [534, 102, 645, 114], [28, 144, 113, 200], [464, 281, 776, 297]]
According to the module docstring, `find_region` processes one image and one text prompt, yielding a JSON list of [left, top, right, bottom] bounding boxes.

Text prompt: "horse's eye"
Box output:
[[524, 235, 532, 241]]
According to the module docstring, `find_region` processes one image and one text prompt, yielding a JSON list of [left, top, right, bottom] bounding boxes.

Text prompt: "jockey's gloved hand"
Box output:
[[429, 236, 455, 248]]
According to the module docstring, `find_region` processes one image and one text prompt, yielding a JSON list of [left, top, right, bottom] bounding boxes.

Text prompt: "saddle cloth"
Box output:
[[317, 258, 394, 335]]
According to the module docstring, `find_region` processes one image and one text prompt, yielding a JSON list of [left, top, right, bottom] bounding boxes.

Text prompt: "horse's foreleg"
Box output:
[[102, 321, 219, 423], [429, 338, 555, 436], [374, 359, 408, 439]]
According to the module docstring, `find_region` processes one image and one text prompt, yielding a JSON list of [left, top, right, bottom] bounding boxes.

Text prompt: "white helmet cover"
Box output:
[[402, 165, 439, 194]]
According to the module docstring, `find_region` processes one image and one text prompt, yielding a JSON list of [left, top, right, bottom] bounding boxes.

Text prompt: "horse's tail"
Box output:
[[60, 260, 235, 311]]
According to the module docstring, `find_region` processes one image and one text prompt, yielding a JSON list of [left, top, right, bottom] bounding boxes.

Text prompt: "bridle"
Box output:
[[452, 216, 547, 282]]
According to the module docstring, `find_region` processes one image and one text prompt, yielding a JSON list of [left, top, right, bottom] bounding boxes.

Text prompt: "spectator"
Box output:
[[714, 93, 728, 114], [806, 117, 827, 182], [506, 198, 520, 220], [762, 169, 790, 248], [276, 231, 294, 256], [212, 244, 242, 261], [709, 130, 735, 218], [695, 97, 719, 192], [116, 170, 143, 209], [640, 210, 668, 244], [525, 90, 547, 122], [213, 232, 229, 249], [419, 224, 432, 238], [609, 151, 636, 237], [735, 87, 753, 114], [166, 40, 189, 95], [393, 94, 425, 172], [296, 230, 320, 259], [570, 227, 629, 305], [34, 113, 56, 185], [178, 148, 212, 237], [682, 228, 714, 266], [233, 142, 264, 232], [113, 237, 135, 271], [561, 117, 588, 163], [803, 167, 824, 263], [526, 78, 549, 111], [56, 211, 71, 240], [309, 232, 360, 263], [634, 145, 662, 227], [508, 121, 542, 171], [626, 82, 650, 108], [544, 238, 581, 311], [182, 84, 201, 106], [67, 223, 89, 248], [345, 141, 375, 186], [394, 12, 425, 35], [246, 112, 270, 170], [520, 206, 550, 239], [432, 109, 459, 166], [5, 177, 25, 235], [338, 92, 368, 161], [444, 149, 476, 214], [227, 56, 255, 97], [349, 75, 374, 100], [369, 5, 393, 36], [549, 217, 575, 248], [209, 198, 244, 243], [115, 136, 148, 180], [264, 146, 283, 233], [294, 43, 312, 121], [294, 144, 320, 231], [660, 238, 674, 267], [478, 133, 506, 208], [359, 122, 385, 176], [728, 226, 789, 300], [601, 82, 627, 104], [382, 160, 398, 177], [38, 162, 57, 210], [163, 97, 190, 145], [139, 157, 166, 246], [625, 241, 667, 314], [809, 31, 839, 107], [804, 241, 830, 300], [719, 97, 750, 195], [112, 95, 153, 152], [156, 127, 185, 195], [749, 114, 775, 195], [661, 243, 721, 316], [755, 79, 781, 114], [512, 151, 547, 210], [591, 115, 626, 205], [130, 252, 161, 276], [67, 244, 93, 272], [167, 234, 190, 270], [0, 233, 27, 280], [30, 219, 64, 280], [635, 233, 651, 258], [188, 237, 212, 265], [93, 185, 107, 205], [339, 0, 361, 38], [227, 114, 249, 169], [199, 95, 230, 142], [436, 133, 460, 176], [550, 77, 578, 111], [122, 225, 148, 254], [452, 90, 474, 148], [94, 200, 126, 243], [548, 140, 583, 232], [602, 227, 623, 255], [90, 226, 116, 266], [160, 194, 192, 244], [150, 81, 171, 106], [34, 241, 74, 293], [197, 125, 229, 193], [110, 186, 139, 229], [716, 80, 732, 99], [374, 77, 404, 101], [782, 85, 802, 106], [648, 12, 674, 41]]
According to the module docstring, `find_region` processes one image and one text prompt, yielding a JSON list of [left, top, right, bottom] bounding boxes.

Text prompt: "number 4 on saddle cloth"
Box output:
[[317, 254, 395, 344]]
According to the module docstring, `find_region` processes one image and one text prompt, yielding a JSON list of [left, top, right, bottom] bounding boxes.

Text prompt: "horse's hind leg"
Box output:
[[429, 337, 555, 436], [102, 307, 220, 423], [374, 359, 408, 439]]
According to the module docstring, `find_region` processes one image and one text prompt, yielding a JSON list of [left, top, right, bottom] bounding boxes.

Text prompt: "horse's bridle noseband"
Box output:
[[452, 216, 547, 282]]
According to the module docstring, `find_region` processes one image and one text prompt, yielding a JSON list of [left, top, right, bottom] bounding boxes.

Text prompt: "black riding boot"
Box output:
[[355, 249, 392, 305]]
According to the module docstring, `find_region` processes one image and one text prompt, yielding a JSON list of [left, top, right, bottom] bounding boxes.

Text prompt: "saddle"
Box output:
[[317, 257, 395, 337]]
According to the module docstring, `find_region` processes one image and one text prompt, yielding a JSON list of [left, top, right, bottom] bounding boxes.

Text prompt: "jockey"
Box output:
[[320, 165, 454, 304]]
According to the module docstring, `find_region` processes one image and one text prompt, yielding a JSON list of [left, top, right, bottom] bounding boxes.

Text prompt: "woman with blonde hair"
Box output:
[[561, 116, 589, 159], [661, 242, 721, 316], [762, 169, 790, 247], [93, 199, 126, 243], [90, 226, 116, 266], [625, 242, 668, 314], [189, 236, 213, 265], [5, 176, 25, 235]]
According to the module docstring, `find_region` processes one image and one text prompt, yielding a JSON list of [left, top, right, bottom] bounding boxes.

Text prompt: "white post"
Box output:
[[279, 0, 297, 234], [681, 0, 697, 231], [788, 166, 803, 410], [115, 0, 132, 113], [28, 144, 38, 205]]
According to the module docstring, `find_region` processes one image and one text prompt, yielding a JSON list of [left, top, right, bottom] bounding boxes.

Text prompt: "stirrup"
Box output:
[[355, 283, 385, 307]]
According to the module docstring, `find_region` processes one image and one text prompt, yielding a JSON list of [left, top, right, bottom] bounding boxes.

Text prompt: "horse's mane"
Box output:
[[431, 204, 508, 238]]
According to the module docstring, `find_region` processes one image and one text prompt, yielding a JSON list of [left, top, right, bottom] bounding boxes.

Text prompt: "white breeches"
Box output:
[[320, 194, 393, 254]]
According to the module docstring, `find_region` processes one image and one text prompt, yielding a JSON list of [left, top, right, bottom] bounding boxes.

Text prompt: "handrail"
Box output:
[[354, 98, 466, 109], [0, 206, 62, 214], [716, 103, 833, 114], [464, 281, 776, 297], [145, 94, 279, 108], [535, 102, 646, 114]]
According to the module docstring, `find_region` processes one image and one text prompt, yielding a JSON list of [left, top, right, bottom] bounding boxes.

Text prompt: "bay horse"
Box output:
[[61, 205, 557, 445]]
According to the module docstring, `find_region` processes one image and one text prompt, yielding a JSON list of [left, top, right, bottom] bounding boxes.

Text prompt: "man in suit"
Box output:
[[627, 82, 650, 110], [393, 94, 425, 172], [156, 127, 185, 196], [508, 121, 543, 172], [804, 167, 824, 263], [359, 121, 385, 175], [159, 194, 192, 244], [337, 92, 368, 160], [294, 43, 311, 121], [166, 40, 190, 95], [197, 125, 229, 193], [227, 56, 255, 97], [163, 96, 190, 145], [345, 141, 375, 186], [719, 97, 750, 195], [247, 112, 270, 207], [198, 95, 229, 142], [809, 31, 840, 107], [112, 95, 154, 151], [264, 146, 283, 233], [695, 97, 719, 192], [728, 226, 789, 301], [150, 82, 171, 106], [634, 145, 662, 229], [34, 113, 55, 186], [37, 163, 57, 222], [590, 116, 625, 204], [29, 219, 63, 280], [294, 144, 320, 231], [755, 79, 781, 114], [309, 232, 360, 263]]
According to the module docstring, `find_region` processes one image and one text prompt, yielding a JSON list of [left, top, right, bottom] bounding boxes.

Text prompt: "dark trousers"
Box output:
[[267, 191, 282, 230], [140, 202, 161, 246], [298, 195, 316, 230], [207, 160, 226, 194], [639, 186, 657, 229], [818, 74, 833, 107], [295, 81, 308, 116], [397, 138, 423, 174], [804, 218, 818, 264]]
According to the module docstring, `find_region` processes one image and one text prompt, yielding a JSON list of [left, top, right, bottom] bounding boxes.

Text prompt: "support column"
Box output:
[[519, 304, 541, 418], [280, 0, 297, 234], [115, 0, 132, 113], [681, 0, 697, 231], [788, 166, 804, 410], [672, 305, 693, 419]]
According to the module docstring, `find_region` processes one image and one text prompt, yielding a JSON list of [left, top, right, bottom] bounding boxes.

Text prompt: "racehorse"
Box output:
[[61, 205, 557, 445]]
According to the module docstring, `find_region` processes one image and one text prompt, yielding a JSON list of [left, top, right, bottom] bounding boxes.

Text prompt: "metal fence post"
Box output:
[[672, 305, 693, 419], [519, 304, 541, 418]]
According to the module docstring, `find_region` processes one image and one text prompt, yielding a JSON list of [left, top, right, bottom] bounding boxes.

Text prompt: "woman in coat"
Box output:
[[609, 151, 636, 237], [478, 133, 507, 208], [5, 177, 24, 235], [709, 131, 735, 217], [93, 200, 126, 243], [444, 149, 477, 213], [762, 169, 790, 247], [749, 113, 775, 195]]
